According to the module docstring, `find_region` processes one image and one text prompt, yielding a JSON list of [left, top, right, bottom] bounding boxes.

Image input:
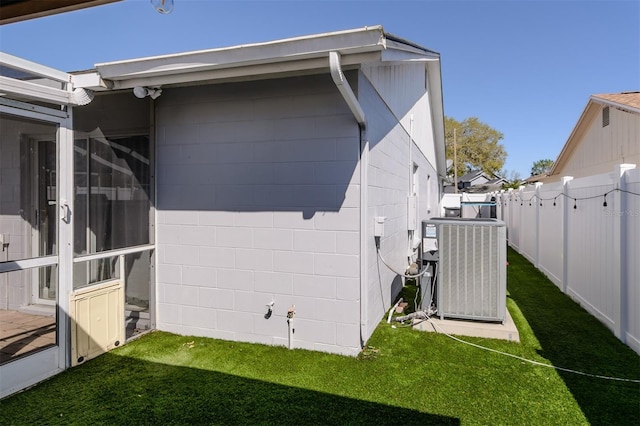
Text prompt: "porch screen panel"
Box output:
[[74, 135, 151, 255], [0, 114, 58, 262]]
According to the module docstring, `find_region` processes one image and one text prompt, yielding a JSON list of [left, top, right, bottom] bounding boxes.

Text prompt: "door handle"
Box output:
[[60, 200, 71, 223]]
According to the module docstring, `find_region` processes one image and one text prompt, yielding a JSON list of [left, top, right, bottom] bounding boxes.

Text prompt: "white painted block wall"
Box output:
[[155, 75, 363, 355], [358, 71, 440, 340]]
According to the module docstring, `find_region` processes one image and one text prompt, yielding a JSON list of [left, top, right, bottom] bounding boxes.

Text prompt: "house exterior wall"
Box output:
[[549, 106, 640, 182], [358, 68, 440, 339], [155, 74, 363, 356], [362, 63, 437, 161]]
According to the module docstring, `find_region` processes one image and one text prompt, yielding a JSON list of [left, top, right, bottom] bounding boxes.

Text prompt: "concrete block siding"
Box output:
[[156, 74, 363, 355], [359, 70, 439, 340]]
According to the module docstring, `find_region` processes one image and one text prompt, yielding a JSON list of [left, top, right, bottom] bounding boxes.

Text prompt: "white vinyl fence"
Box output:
[[495, 164, 640, 355]]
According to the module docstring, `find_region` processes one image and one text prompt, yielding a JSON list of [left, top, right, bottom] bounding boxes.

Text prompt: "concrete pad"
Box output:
[[413, 310, 520, 342]]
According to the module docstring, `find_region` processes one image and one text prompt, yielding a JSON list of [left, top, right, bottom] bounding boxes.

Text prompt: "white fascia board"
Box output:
[[380, 49, 440, 63], [95, 26, 386, 81], [0, 52, 70, 83], [384, 39, 440, 59], [109, 52, 381, 90], [71, 72, 112, 90], [426, 61, 446, 178], [0, 75, 72, 105]]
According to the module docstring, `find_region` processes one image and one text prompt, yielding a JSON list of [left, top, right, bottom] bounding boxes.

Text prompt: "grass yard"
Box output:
[[0, 247, 638, 425]]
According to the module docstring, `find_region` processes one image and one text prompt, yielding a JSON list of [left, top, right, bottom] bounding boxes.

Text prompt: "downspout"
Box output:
[[329, 51, 369, 348], [329, 51, 366, 127]]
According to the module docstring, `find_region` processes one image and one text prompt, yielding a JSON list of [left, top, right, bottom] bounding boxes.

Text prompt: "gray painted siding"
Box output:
[[155, 75, 363, 355]]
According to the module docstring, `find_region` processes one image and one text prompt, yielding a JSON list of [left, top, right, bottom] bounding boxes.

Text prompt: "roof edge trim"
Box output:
[[91, 26, 440, 87], [590, 95, 640, 115]]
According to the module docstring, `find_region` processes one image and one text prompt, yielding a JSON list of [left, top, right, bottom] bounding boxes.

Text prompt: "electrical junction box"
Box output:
[[374, 216, 386, 237], [422, 221, 438, 255]]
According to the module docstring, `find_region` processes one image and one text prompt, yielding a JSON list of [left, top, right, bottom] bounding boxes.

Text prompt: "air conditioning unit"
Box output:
[[422, 218, 506, 323]]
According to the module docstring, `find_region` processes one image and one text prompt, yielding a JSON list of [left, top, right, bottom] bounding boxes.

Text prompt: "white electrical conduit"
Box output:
[[387, 298, 403, 323], [426, 318, 640, 384], [287, 305, 295, 350], [389, 312, 640, 383], [408, 114, 414, 194], [377, 248, 429, 279], [407, 114, 415, 259]]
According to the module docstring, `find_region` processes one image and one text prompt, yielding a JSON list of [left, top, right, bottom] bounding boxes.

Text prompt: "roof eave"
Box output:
[[551, 94, 640, 176], [426, 59, 446, 178], [79, 26, 440, 91], [590, 94, 640, 115], [94, 26, 386, 84], [0, 0, 121, 25]]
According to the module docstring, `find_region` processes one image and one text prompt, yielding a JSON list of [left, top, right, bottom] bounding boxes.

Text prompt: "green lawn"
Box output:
[[1, 247, 638, 425]]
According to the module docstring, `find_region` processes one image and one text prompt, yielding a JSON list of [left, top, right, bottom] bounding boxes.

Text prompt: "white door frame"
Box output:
[[0, 104, 74, 398], [28, 136, 59, 306], [0, 52, 78, 398]]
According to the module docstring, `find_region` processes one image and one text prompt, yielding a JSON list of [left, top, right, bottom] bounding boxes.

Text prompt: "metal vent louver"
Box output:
[[603, 106, 610, 127], [437, 219, 506, 322]]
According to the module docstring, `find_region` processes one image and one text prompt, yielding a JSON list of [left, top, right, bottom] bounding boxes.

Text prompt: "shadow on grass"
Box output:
[[506, 247, 640, 426], [0, 351, 459, 425]]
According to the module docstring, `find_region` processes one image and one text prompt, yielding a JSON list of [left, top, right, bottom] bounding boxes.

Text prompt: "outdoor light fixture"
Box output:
[[133, 86, 162, 99], [151, 0, 174, 14]]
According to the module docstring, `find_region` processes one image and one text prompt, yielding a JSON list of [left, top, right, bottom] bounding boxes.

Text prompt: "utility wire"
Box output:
[[376, 249, 429, 279], [388, 309, 639, 383], [414, 316, 640, 384], [501, 187, 640, 205]]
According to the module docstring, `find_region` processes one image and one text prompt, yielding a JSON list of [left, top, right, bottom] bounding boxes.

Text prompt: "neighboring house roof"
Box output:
[[525, 173, 546, 183], [591, 92, 640, 112], [548, 91, 640, 178], [445, 170, 506, 193], [461, 183, 505, 193], [486, 177, 507, 185], [458, 170, 486, 183], [457, 170, 503, 185]]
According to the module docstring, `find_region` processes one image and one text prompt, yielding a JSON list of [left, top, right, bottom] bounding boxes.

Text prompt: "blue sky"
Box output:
[[1, 0, 638, 177]]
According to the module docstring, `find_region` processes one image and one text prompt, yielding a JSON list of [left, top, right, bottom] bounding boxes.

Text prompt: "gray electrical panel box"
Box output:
[[422, 218, 507, 323]]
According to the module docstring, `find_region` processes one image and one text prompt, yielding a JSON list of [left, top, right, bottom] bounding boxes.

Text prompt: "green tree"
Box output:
[[530, 158, 554, 176], [445, 116, 506, 179], [501, 169, 523, 189]]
